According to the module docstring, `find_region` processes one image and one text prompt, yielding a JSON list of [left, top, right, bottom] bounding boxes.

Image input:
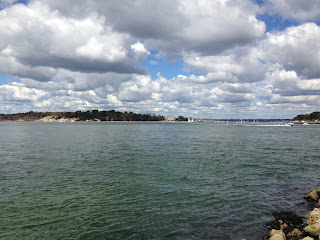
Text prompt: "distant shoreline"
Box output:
[[3, 119, 320, 124], [2, 118, 320, 124], [0, 118, 189, 123], [1, 110, 319, 124]]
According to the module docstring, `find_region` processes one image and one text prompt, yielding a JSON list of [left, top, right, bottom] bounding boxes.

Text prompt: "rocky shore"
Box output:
[[264, 189, 320, 240]]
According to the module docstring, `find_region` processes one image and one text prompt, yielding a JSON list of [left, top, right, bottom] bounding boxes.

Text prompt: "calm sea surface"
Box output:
[[1, 122, 319, 240]]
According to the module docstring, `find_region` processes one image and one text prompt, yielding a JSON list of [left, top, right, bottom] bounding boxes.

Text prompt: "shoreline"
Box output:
[[0, 118, 190, 123], [264, 189, 320, 239], [1, 119, 320, 124]]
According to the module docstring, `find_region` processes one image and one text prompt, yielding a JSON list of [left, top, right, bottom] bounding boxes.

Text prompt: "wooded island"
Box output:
[[0, 110, 189, 122], [293, 112, 320, 122]]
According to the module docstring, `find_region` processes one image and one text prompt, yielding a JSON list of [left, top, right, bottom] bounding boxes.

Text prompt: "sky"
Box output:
[[0, 0, 320, 119]]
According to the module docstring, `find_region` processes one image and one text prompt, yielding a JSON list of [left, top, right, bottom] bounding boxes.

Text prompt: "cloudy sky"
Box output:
[[0, 0, 319, 118]]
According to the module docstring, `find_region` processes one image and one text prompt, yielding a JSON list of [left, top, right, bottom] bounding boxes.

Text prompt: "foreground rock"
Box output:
[[304, 189, 320, 207], [307, 208, 320, 225], [264, 189, 320, 240], [304, 208, 320, 237], [265, 212, 305, 239], [305, 221, 320, 238], [269, 228, 286, 240]]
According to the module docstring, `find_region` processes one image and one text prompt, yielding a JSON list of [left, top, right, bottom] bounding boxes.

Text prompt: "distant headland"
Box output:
[[292, 112, 320, 124], [0, 110, 188, 122]]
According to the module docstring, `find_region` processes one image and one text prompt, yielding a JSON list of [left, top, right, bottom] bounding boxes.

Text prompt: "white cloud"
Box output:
[[183, 46, 265, 83], [258, 23, 320, 79], [0, 2, 146, 75], [268, 94, 320, 105], [265, 69, 320, 96], [0, 55, 57, 82], [130, 42, 149, 55], [0, 0, 319, 119], [41, 0, 265, 59], [117, 75, 160, 102], [76, 36, 126, 62], [0, 82, 49, 102], [147, 0, 265, 58], [266, 0, 320, 22]]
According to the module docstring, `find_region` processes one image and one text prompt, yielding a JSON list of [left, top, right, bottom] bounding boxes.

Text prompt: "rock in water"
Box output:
[[286, 228, 303, 237], [265, 190, 320, 239], [272, 212, 303, 226], [304, 190, 320, 202], [266, 219, 281, 230], [304, 221, 320, 237], [307, 208, 320, 225], [305, 208, 320, 237], [269, 229, 286, 240]]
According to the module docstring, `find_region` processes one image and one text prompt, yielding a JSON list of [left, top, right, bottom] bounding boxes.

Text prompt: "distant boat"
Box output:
[[284, 122, 294, 126]]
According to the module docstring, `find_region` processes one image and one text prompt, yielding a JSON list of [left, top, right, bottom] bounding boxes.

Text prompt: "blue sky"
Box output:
[[141, 50, 191, 80], [0, 0, 319, 118]]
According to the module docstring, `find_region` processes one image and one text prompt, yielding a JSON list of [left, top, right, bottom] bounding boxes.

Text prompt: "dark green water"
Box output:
[[0, 122, 319, 239]]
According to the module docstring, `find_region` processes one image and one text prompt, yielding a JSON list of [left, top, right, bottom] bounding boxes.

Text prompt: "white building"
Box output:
[[166, 115, 175, 121]]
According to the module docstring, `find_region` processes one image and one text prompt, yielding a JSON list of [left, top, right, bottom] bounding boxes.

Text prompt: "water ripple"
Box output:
[[0, 123, 319, 239]]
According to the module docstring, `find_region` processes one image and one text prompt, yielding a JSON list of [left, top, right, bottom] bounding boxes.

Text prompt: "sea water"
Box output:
[[0, 122, 319, 239]]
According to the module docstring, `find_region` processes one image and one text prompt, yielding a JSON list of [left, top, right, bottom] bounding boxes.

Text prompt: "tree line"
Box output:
[[293, 111, 320, 121], [0, 110, 188, 122]]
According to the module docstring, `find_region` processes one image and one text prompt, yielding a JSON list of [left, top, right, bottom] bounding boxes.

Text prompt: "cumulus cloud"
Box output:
[[257, 23, 320, 79], [0, 2, 146, 77], [183, 46, 266, 83], [41, 0, 265, 59], [0, 55, 57, 82], [117, 75, 159, 102], [265, 69, 320, 96], [0, 0, 319, 118], [0, 82, 55, 113], [148, 0, 265, 58], [266, 0, 320, 22], [228, 23, 320, 109], [0, 70, 262, 117]]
